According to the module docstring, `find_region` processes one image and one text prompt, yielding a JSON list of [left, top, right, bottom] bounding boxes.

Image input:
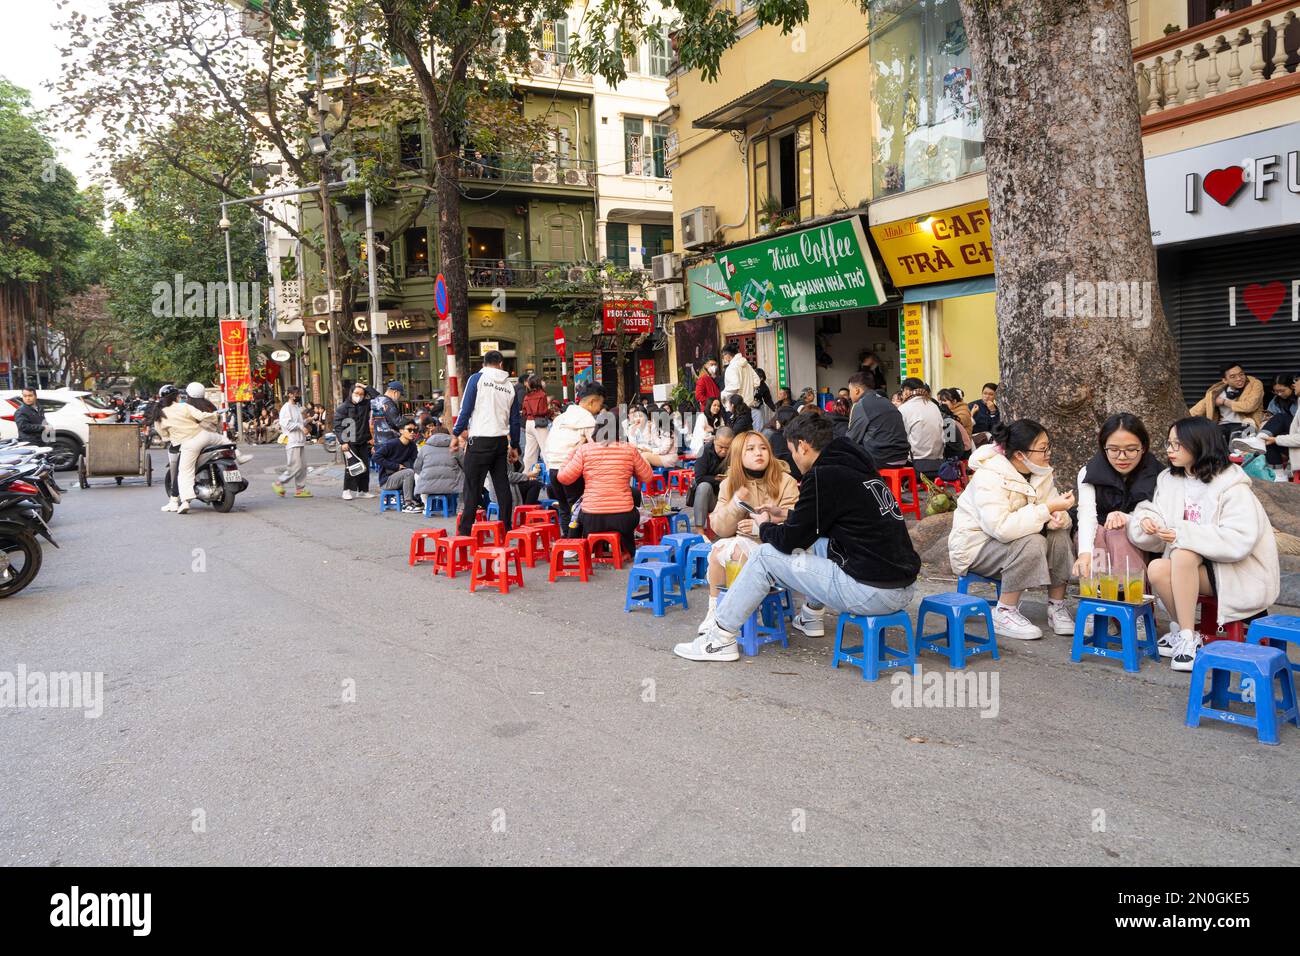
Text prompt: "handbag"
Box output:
[[344, 449, 366, 477], [1092, 525, 1150, 583]]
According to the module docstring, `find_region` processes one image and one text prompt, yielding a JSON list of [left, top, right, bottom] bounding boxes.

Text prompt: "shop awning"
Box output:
[[692, 79, 828, 131], [902, 275, 996, 303]]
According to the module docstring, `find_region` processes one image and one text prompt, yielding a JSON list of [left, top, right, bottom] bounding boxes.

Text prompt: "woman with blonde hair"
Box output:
[[695, 430, 800, 636]]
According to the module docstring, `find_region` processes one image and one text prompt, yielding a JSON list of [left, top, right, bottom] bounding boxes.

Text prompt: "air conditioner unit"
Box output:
[[532, 163, 558, 184], [651, 252, 682, 283], [653, 282, 685, 313], [310, 294, 330, 316], [566, 266, 586, 282], [563, 168, 587, 186], [680, 206, 717, 250]]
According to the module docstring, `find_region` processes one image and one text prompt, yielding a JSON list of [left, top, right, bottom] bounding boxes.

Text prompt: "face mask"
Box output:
[[1018, 453, 1052, 476], [707, 365, 717, 375]]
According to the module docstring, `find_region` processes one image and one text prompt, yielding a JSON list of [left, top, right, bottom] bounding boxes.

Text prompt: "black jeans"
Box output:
[[1264, 412, 1294, 467], [549, 474, 583, 531], [343, 443, 371, 492], [458, 435, 512, 536]]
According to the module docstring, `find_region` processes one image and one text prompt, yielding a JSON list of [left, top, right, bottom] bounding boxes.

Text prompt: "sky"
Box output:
[[2, 0, 111, 190]]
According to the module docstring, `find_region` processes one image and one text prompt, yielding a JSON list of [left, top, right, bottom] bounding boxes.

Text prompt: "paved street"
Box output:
[[1, 443, 1297, 866]]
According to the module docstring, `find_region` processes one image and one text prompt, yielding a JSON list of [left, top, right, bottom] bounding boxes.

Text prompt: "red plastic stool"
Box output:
[[458, 508, 487, 527], [1197, 595, 1247, 644], [640, 475, 668, 496], [470, 546, 524, 593], [505, 526, 549, 568], [588, 532, 626, 569], [512, 503, 541, 527], [408, 528, 447, 566], [433, 535, 475, 578], [472, 520, 506, 548], [524, 509, 560, 531], [549, 538, 593, 581], [879, 467, 923, 521], [637, 515, 669, 546], [667, 469, 695, 494]]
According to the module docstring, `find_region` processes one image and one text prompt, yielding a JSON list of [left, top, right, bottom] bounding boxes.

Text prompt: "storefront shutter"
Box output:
[[1160, 236, 1300, 407]]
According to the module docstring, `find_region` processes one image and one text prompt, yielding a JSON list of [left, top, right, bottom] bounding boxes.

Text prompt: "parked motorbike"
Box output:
[[0, 442, 61, 523], [166, 441, 249, 512], [0, 469, 57, 598]]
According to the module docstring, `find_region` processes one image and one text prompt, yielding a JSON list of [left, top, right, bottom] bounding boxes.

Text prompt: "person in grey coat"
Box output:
[[414, 427, 463, 499]]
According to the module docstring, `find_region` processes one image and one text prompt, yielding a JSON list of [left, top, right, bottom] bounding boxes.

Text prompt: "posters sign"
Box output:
[[219, 320, 253, 402], [573, 352, 592, 385], [639, 359, 656, 395], [602, 299, 654, 335], [902, 304, 925, 380], [717, 217, 886, 320], [870, 200, 995, 288]]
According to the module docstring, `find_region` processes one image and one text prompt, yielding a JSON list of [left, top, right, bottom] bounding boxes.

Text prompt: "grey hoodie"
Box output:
[[414, 433, 463, 497]]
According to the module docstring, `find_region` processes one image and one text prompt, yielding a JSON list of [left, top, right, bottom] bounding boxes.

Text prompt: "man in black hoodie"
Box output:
[[846, 372, 912, 469], [674, 412, 920, 662]]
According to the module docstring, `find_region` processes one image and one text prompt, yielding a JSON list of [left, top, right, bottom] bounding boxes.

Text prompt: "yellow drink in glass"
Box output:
[[1079, 578, 1096, 598], [1099, 574, 1120, 602], [1125, 575, 1145, 604], [725, 560, 742, 587]]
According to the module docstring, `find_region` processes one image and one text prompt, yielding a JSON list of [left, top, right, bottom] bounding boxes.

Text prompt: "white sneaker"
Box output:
[[1047, 602, 1075, 636], [342, 489, 354, 500], [791, 605, 825, 637], [993, 604, 1042, 640], [1230, 435, 1267, 456], [161, 497, 179, 512], [355, 491, 376, 499], [176, 500, 190, 514], [1156, 623, 1179, 657], [1170, 629, 1202, 672], [697, 604, 717, 636], [673, 623, 739, 662]]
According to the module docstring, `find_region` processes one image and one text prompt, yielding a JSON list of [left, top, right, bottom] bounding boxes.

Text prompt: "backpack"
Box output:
[[941, 416, 969, 462]]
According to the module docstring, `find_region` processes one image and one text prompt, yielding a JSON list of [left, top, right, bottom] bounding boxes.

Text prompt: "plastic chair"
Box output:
[[718, 588, 789, 656], [470, 546, 525, 594], [878, 467, 922, 521], [433, 535, 475, 578], [684, 541, 712, 590], [1070, 598, 1158, 673], [472, 520, 506, 549], [660, 532, 705, 576], [587, 532, 625, 569], [486, 502, 500, 521], [505, 526, 548, 568], [957, 572, 1003, 600], [549, 538, 593, 582], [1186, 642, 1299, 745], [832, 610, 917, 681], [637, 515, 669, 546], [512, 504, 541, 528], [408, 528, 447, 566], [624, 561, 689, 616], [634, 545, 674, 565], [640, 475, 667, 496], [1197, 595, 1248, 643], [916, 593, 999, 669], [425, 494, 458, 518], [667, 511, 693, 535], [1247, 615, 1300, 652], [380, 490, 402, 512]]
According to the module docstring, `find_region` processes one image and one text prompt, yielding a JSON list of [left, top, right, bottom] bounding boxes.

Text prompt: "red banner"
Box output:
[[639, 359, 656, 395], [602, 299, 654, 335], [219, 320, 253, 402]]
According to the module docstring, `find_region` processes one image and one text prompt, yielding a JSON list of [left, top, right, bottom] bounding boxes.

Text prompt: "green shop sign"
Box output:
[[685, 263, 736, 316], [716, 218, 886, 320]]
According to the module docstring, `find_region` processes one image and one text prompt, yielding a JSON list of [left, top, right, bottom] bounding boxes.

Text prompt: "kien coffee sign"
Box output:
[[1146, 122, 1300, 246]]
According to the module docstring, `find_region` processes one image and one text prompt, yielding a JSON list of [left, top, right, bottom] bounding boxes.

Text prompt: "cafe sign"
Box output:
[[685, 263, 736, 316], [716, 217, 886, 320], [308, 311, 430, 335], [870, 200, 995, 288]]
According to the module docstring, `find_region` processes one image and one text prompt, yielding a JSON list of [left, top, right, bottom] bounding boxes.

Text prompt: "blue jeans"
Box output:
[[716, 537, 915, 632]]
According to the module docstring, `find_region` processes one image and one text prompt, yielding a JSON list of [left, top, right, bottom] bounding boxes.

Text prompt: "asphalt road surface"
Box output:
[[2, 444, 1297, 865]]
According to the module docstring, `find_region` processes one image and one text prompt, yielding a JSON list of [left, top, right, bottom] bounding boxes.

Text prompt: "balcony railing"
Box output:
[[467, 259, 582, 289], [1134, 0, 1299, 121], [456, 151, 597, 188]]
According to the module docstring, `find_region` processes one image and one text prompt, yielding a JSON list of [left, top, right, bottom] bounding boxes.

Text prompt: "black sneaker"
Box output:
[[401, 503, 422, 514]]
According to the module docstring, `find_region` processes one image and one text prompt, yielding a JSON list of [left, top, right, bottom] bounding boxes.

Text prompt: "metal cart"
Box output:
[[77, 423, 153, 488]]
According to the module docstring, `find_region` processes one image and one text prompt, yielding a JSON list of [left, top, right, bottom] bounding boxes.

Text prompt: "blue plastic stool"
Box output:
[[1247, 615, 1300, 651], [424, 493, 457, 518], [660, 532, 705, 576], [1071, 598, 1158, 673], [538, 463, 550, 486], [537, 498, 559, 510], [684, 541, 712, 589], [380, 490, 402, 512], [634, 544, 674, 565], [667, 511, 692, 535], [486, 502, 500, 521], [832, 610, 917, 681], [624, 561, 689, 617], [1186, 643, 1299, 745], [719, 588, 789, 656], [957, 572, 1003, 600], [916, 593, 998, 668]]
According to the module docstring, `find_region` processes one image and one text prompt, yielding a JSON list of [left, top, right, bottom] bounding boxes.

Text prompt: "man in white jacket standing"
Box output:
[[719, 343, 758, 409], [543, 382, 605, 529], [272, 387, 312, 498], [451, 350, 521, 536]]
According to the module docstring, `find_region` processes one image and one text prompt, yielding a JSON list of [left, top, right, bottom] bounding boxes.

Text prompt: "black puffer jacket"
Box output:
[[759, 437, 920, 589], [14, 402, 44, 444], [333, 388, 375, 446]]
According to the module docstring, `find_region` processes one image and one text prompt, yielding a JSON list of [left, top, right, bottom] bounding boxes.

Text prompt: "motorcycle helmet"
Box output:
[[186, 382, 206, 399], [158, 384, 178, 398]]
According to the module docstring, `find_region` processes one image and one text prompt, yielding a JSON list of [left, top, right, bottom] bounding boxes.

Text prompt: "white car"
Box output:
[[0, 388, 119, 470]]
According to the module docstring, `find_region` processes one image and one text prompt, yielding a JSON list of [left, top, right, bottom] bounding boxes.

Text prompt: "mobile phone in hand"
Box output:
[[735, 499, 757, 515]]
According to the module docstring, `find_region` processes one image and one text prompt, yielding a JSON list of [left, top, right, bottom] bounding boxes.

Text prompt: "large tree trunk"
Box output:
[[957, 0, 1187, 479], [429, 112, 470, 403]]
